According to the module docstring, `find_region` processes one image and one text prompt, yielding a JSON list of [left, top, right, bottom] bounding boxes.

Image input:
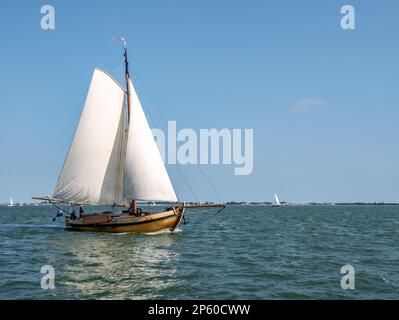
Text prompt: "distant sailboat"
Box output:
[[7, 197, 14, 207], [33, 39, 224, 233], [272, 193, 281, 207]]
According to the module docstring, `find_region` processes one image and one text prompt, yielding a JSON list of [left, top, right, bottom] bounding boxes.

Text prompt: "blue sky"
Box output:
[[0, 0, 398, 203]]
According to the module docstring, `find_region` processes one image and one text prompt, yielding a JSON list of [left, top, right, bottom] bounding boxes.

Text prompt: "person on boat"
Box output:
[[70, 210, 77, 220], [129, 200, 137, 215], [52, 209, 63, 221], [79, 205, 85, 218]]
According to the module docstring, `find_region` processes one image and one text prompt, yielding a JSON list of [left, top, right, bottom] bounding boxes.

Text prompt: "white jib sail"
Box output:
[[123, 79, 177, 202], [53, 68, 127, 205]]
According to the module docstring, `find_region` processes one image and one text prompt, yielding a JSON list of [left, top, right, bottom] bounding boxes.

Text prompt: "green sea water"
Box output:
[[0, 205, 398, 299]]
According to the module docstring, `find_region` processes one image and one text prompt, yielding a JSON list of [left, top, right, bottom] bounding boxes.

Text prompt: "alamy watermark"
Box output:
[[40, 265, 55, 289], [40, 4, 355, 32], [340, 264, 355, 290], [152, 121, 253, 176], [340, 5, 355, 30], [40, 5, 55, 30]]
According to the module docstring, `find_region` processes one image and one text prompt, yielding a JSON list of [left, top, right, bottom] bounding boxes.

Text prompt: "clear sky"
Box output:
[[0, 0, 398, 203]]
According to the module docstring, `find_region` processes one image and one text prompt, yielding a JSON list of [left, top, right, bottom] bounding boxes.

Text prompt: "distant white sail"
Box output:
[[8, 197, 14, 207], [123, 79, 177, 202], [53, 69, 127, 205], [272, 193, 281, 206]]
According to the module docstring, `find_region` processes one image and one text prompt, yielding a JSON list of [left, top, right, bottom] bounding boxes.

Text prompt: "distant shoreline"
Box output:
[[224, 202, 399, 206], [1, 202, 398, 207]]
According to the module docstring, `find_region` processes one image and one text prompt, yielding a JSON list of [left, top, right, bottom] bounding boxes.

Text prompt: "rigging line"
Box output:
[[132, 82, 193, 204], [113, 61, 124, 77], [196, 165, 224, 203], [188, 206, 225, 228], [129, 68, 199, 203], [133, 79, 160, 129], [184, 208, 217, 215], [128, 68, 169, 122], [112, 62, 125, 89], [176, 164, 200, 202], [52, 203, 73, 215], [200, 209, 223, 224], [123, 54, 167, 121], [129, 65, 219, 205], [126, 60, 158, 128]]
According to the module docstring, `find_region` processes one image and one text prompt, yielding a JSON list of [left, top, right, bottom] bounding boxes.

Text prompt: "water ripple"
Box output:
[[0, 205, 398, 299]]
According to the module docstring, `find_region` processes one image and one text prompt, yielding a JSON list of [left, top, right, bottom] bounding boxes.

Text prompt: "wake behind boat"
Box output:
[[33, 39, 224, 233]]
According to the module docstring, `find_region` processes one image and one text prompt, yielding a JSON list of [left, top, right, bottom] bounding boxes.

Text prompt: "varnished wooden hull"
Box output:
[[65, 208, 184, 233]]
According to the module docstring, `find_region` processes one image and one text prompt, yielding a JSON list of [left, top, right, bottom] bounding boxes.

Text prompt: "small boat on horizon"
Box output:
[[33, 39, 224, 233], [272, 193, 282, 207], [7, 197, 14, 207]]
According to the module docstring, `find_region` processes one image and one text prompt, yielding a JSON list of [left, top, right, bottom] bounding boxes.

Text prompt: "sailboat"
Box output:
[[7, 197, 14, 207], [33, 40, 224, 233], [272, 193, 281, 207]]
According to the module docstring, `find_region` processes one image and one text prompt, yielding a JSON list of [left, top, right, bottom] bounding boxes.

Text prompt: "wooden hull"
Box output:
[[65, 208, 184, 233]]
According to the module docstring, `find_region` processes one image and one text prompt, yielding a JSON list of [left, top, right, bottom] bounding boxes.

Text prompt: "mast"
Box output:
[[124, 47, 131, 122], [122, 41, 137, 214]]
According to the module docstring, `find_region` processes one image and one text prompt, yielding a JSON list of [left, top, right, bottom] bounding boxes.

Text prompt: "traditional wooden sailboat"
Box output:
[[33, 41, 224, 233]]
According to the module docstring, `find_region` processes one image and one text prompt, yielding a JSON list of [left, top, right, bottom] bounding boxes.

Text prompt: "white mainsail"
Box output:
[[53, 68, 127, 205], [272, 193, 281, 206], [123, 79, 177, 202], [8, 197, 14, 207]]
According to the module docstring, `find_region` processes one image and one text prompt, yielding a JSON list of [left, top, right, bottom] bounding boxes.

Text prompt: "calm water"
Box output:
[[0, 205, 398, 299]]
